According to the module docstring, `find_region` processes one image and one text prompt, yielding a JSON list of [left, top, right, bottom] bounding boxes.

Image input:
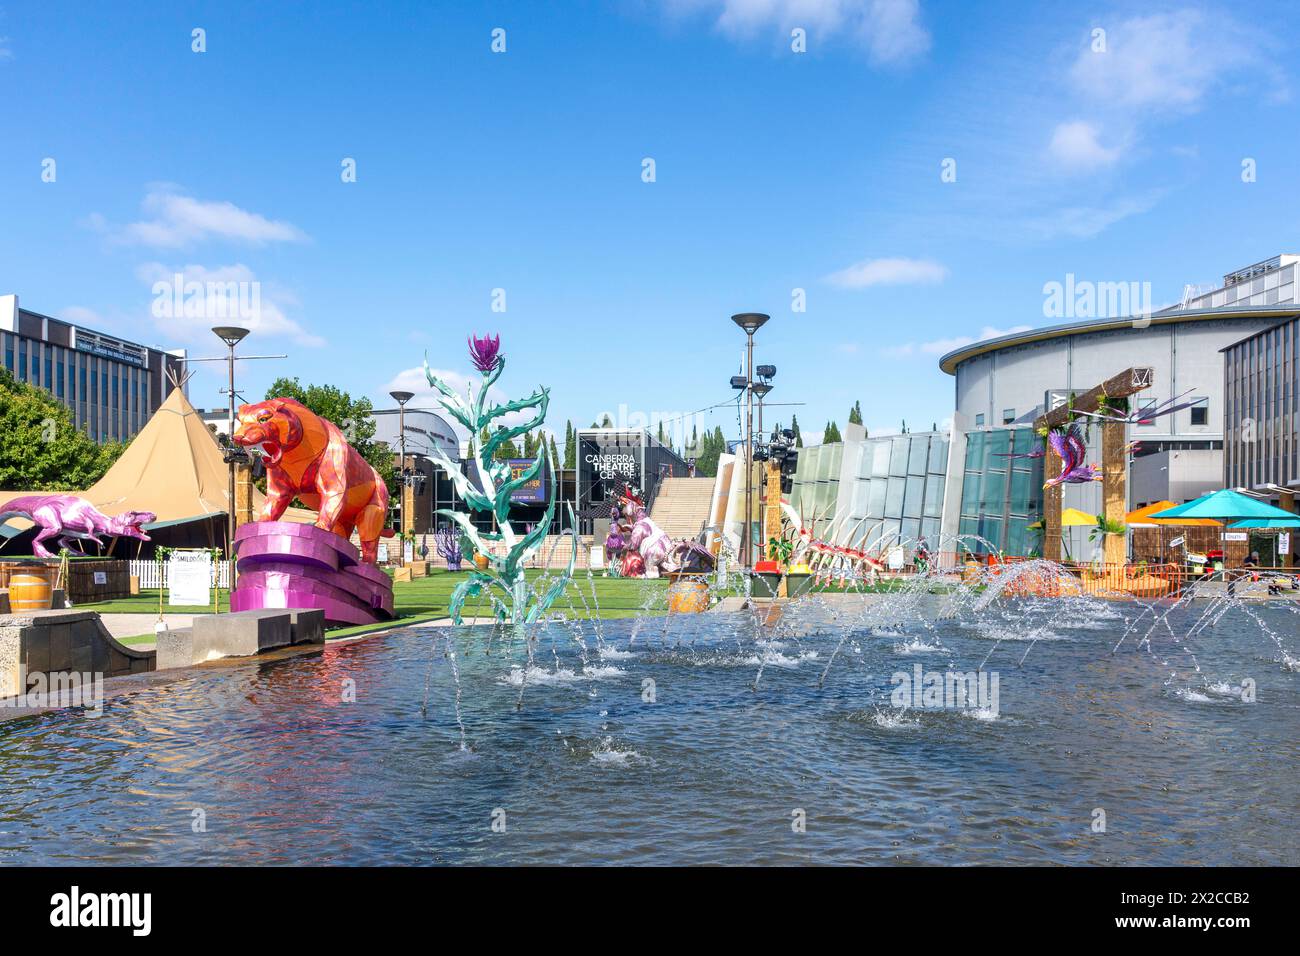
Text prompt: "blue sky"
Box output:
[[2, 0, 1297, 447]]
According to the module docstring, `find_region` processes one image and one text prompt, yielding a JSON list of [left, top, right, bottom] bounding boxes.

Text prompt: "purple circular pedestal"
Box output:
[[232, 521, 395, 627]]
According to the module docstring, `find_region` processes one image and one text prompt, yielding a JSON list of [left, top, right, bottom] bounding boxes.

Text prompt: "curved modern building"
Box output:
[[940, 304, 1295, 442], [935, 255, 1300, 558]]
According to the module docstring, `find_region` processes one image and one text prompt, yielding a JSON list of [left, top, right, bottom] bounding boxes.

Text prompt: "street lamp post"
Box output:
[[390, 390, 414, 564], [212, 326, 250, 557], [751, 380, 773, 534], [730, 312, 769, 571]]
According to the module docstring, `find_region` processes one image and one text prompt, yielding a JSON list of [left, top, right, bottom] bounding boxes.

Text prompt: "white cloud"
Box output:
[[1048, 120, 1120, 171], [826, 256, 947, 289], [667, 0, 929, 65], [1068, 11, 1255, 113], [137, 262, 325, 348], [889, 325, 1033, 359], [1021, 192, 1161, 241], [918, 325, 1032, 355], [59, 306, 106, 327], [98, 187, 306, 248]]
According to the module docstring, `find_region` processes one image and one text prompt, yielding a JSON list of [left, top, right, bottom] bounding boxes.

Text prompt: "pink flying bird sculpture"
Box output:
[[1043, 425, 1103, 489]]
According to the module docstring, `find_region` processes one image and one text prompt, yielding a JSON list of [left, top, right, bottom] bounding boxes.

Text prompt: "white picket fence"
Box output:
[[129, 559, 232, 589]]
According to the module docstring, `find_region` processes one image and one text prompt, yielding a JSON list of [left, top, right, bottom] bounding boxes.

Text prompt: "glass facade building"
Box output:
[[956, 426, 1044, 556], [1223, 316, 1299, 491], [790, 430, 948, 552], [1, 295, 186, 443], [788, 442, 842, 539]]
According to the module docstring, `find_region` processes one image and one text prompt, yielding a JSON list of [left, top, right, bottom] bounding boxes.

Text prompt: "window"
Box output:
[[1002, 408, 1016, 424], [974, 413, 986, 427], [1190, 398, 1209, 427]]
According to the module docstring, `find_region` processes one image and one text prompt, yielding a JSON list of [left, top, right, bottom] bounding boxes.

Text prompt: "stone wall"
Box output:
[[0, 610, 155, 698]]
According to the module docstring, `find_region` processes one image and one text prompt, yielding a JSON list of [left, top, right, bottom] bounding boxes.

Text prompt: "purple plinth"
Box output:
[[232, 521, 395, 627]]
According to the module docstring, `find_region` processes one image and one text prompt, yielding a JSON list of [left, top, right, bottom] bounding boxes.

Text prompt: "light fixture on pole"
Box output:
[[390, 389, 415, 564], [212, 326, 250, 559], [730, 312, 769, 572]]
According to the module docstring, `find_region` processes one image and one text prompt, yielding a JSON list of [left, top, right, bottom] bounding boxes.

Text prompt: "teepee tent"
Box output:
[[2, 387, 314, 557], [85, 386, 236, 524]]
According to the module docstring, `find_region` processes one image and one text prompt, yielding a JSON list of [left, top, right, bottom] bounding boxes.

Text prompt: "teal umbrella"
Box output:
[[1228, 518, 1300, 528], [1150, 490, 1299, 521]]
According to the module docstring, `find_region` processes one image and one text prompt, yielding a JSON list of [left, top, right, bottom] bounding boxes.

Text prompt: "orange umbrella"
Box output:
[[1125, 501, 1222, 527]]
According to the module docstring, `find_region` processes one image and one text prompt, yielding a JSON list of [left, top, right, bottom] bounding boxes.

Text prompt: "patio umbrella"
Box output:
[[1125, 501, 1221, 527], [1228, 518, 1300, 528], [1060, 508, 1097, 526], [1150, 489, 1300, 522]]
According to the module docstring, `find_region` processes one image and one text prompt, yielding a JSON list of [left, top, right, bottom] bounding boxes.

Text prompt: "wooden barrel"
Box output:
[[667, 575, 710, 614], [8, 571, 53, 612]]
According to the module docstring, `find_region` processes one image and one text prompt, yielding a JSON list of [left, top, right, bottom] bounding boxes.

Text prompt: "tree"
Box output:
[[696, 425, 727, 477], [790, 414, 803, 447], [481, 424, 519, 461], [0, 369, 127, 491], [848, 401, 863, 426], [822, 421, 842, 444], [265, 377, 395, 496], [562, 420, 576, 469]]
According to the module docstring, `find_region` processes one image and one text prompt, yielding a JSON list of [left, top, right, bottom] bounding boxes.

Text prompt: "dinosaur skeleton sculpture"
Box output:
[[785, 507, 884, 588], [0, 494, 155, 558]]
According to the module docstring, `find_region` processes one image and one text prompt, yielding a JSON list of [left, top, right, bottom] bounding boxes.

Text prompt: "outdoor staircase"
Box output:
[[648, 477, 715, 541]]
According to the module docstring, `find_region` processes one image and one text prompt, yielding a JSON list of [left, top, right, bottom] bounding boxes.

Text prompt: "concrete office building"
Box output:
[[1222, 314, 1300, 498], [1, 293, 187, 442]]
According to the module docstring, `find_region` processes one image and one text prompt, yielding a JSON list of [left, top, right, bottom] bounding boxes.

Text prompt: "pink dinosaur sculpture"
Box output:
[[0, 495, 155, 558]]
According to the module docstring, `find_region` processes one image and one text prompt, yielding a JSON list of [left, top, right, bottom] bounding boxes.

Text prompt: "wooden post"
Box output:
[[1101, 421, 1127, 566], [763, 459, 786, 597], [1043, 449, 1063, 563], [1282, 490, 1296, 569], [402, 481, 416, 537], [1034, 367, 1153, 568], [234, 462, 257, 529]]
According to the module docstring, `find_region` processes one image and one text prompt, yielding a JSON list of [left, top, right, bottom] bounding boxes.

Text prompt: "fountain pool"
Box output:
[[1, 590, 1296, 866]]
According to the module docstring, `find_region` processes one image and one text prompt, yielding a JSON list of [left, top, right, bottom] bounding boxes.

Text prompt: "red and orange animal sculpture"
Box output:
[[232, 397, 391, 563]]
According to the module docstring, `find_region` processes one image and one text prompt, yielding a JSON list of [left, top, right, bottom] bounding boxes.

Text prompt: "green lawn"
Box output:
[[76, 568, 926, 644], [75, 569, 679, 640]]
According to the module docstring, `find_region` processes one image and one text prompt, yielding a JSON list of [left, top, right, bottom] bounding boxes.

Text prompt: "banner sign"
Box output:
[[168, 550, 211, 606], [507, 458, 548, 505]]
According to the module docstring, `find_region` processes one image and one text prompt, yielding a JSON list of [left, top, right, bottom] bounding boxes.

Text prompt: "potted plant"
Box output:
[[752, 533, 814, 598]]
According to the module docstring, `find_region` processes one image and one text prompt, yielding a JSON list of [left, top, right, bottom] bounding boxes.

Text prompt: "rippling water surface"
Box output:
[[1, 596, 1296, 865]]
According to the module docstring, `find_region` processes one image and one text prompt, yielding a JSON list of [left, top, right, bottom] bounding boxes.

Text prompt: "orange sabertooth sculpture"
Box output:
[[232, 397, 392, 563]]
